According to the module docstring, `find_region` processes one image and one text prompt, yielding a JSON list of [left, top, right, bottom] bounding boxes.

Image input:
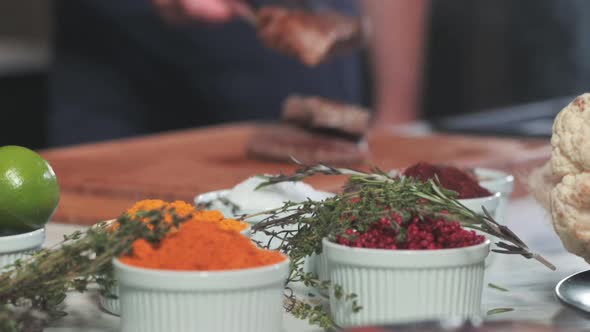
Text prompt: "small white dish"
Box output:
[[457, 192, 501, 217], [195, 189, 330, 250], [195, 190, 236, 218], [99, 219, 251, 316], [458, 193, 499, 267], [324, 238, 490, 327], [0, 227, 45, 269], [113, 256, 290, 332], [473, 168, 515, 225]]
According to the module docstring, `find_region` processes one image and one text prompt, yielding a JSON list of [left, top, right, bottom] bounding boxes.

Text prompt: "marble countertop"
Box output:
[[43, 197, 590, 331]]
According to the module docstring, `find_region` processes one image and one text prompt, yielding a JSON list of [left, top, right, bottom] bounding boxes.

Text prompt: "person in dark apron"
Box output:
[[49, 0, 365, 146]]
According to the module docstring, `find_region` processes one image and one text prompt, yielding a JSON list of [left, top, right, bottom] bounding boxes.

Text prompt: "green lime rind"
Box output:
[[0, 146, 60, 232]]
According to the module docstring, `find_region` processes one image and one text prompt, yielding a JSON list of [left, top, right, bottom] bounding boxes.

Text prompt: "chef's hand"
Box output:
[[153, 0, 248, 24]]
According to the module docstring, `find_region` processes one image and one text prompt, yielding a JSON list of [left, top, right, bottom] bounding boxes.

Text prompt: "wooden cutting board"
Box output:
[[40, 123, 550, 225]]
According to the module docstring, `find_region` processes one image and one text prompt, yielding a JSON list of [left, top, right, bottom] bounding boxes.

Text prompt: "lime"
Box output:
[[0, 146, 60, 232]]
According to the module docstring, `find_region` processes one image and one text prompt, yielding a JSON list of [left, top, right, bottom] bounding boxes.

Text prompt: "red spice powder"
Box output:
[[403, 162, 491, 199]]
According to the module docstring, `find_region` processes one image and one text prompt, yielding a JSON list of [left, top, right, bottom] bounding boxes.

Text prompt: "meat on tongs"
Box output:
[[231, 1, 367, 66], [254, 6, 367, 67]]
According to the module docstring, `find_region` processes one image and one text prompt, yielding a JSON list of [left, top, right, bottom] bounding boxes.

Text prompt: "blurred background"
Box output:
[[0, 0, 51, 149], [1, 0, 589, 149]]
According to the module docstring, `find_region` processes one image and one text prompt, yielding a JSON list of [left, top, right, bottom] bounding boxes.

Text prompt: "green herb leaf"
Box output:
[[487, 307, 514, 315], [488, 283, 510, 292]]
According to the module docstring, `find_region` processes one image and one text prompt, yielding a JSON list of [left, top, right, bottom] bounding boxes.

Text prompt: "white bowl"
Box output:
[[195, 188, 333, 249], [311, 194, 499, 294], [474, 168, 515, 225], [457, 193, 499, 267], [324, 238, 490, 327], [113, 257, 290, 332], [99, 222, 252, 316], [0, 227, 45, 269], [195, 190, 234, 217], [457, 192, 501, 217]]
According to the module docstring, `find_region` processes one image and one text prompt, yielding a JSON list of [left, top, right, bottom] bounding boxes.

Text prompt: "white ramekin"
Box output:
[[99, 283, 120, 316], [0, 227, 45, 269], [303, 252, 330, 296], [309, 195, 499, 295], [307, 193, 499, 295], [324, 238, 490, 328], [99, 224, 252, 316], [113, 257, 290, 332], [473, 168, 515, 225], [458, 193, 499, 267], [457, 192, 500, 218]]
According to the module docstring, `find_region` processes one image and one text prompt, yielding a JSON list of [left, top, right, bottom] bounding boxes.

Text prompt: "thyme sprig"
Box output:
[[0, 208, 190, 331], [248, 162, 554, 327], [252, 161, 555, 270]]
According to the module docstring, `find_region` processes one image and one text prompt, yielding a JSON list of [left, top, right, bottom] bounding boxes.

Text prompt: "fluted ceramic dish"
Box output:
[[0, 227, 45, 269], [324, 238, 490, 328], [113, 256, 290, 332], [457, 192, 500, 218], [457, 193, 499, 267], [474, 168, 515, 225], [99, 219, 251, 316]]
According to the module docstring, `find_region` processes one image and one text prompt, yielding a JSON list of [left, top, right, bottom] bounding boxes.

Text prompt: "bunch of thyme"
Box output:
[[252, 161, 554, 269], [0, 208, 189, 331], [248, 161, 555, 328]]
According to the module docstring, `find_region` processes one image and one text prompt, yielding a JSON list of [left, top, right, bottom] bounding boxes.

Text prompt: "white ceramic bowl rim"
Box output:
[[113, 256, 290, 291], [195, 189, 231, 207], [195, 188, 334, 221], [0, 227, 45, 253], [323, 238, 490, 268], [474, 168, 515, 192], [457, 192, 501, 214], [457, 191, 501, 203]]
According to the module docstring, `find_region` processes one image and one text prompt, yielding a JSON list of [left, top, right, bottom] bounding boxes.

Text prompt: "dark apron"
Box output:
[[49, 0, 364, 146]]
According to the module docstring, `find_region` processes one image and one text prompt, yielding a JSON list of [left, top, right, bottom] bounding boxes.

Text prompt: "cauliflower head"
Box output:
[[551, 173, 590, 263], [534, 93, 590, 262], [551, 93, 590, 177]]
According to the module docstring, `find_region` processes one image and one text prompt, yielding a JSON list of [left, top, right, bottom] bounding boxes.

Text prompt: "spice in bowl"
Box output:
[[114, 217, 289, 332], [123, 199, 249, 233], [336, 213, 485, 250], [99, 199, 250, 315], [120, 220, 284, 271], [403, 162, 492, 199]]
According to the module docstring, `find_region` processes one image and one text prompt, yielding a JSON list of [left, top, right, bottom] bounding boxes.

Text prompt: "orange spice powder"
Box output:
[[124, 200, 248, 233], [120, 220, 285, 271], [127, 199, 196, 222], [192, 210, 249, 232]]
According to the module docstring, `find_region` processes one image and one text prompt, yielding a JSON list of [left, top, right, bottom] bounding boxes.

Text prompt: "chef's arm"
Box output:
[[361, 0, 430, 127]]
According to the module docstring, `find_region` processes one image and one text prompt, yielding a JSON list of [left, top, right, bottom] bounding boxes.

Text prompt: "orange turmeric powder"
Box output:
[[120, 220, 285, 270], [122, 200, 248, 233], [127, 199, 196, 222]]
